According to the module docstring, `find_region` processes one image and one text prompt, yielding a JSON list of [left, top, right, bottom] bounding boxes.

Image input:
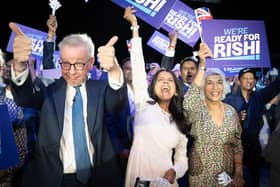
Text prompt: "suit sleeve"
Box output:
[[11, 75, 45, 110], [105, 112, 125, 153], [161, 55, 174, 71], [42, 41, 55, 69], [104, 80, 127, 113]]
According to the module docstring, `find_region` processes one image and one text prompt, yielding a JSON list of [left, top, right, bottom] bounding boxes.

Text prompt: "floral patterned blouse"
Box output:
[[183, 84, 243, 186]]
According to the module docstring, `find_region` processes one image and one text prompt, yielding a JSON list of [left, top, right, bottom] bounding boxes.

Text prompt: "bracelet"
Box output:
[[199, 66, 206, 71], [130, 25, 139, 31]]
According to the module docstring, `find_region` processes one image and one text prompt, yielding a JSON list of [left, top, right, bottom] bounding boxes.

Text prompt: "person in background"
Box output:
[[183, 43, 245, 186], [262, 68, 280, 133], [226, 74, 240, 95], [160, 29, 179, 71], [158, 27, 199, 95], [178, 56, 199, 94], [123, 6, 188, 187], [20, 57, 40, 166], [263, 111, 280, 187], [42, 14, 57, 69], [9, 22, 126, 187], [3, 59, 37, 163], [106, 57, 135, 186], [224, 67, 280, 187], [146, 62, 160, 85], [143, 26, 176, 75], [0, 49, 28, 187], [264, 67, 279, 87], [172, 63, 181, 79]]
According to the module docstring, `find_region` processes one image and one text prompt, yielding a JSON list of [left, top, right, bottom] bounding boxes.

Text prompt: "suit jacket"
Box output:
[[11, 75, 127, 187], [263, 122, 280, 187], [160, 55, 174, 71], [42, 41, 55, 69], [224, 76, 280, 167], [106, 90, 133, 154]]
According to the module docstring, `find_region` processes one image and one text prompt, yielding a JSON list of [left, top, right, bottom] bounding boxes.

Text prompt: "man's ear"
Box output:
[[91, 57, 95, 64], [88, 57, 95, 69]]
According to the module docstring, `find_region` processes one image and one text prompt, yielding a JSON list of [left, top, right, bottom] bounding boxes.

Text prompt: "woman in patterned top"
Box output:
[[0, 51, 28, 187], [183, 43, 245, 187]]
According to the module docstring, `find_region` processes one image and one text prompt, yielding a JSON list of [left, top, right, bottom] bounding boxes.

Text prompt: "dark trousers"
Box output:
[[91, 157, 122, 187], [62, 174, 90, 187]]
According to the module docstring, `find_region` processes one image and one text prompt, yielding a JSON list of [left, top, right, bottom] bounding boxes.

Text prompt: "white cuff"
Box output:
[[11, 65, 29, 86], [108, 59, 124, 90], [164, 48, 175, 57]]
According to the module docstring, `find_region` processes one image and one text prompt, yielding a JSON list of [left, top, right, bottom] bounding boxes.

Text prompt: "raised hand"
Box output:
[[47, 15, 58, 40], [198, 42, 213, 68], [123, 6, 137, 25], [97, 36, 118, 72], [9, 22, 32, 72], [168, 30, 179, 47]]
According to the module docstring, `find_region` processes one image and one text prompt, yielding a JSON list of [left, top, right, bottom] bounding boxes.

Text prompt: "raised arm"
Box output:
[[123, 6, 139, 38], [9, 22, 32, 77], [97, 36, 123, 84], [192, 42, 213, 87], [161, 30, 178, 70], [46, 14, 57, 41], [43, 14, 58, 69], [123, 6, 149, 105]]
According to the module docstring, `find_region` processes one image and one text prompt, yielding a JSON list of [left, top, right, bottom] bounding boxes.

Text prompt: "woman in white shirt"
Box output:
[[123, 7, 188, 187]]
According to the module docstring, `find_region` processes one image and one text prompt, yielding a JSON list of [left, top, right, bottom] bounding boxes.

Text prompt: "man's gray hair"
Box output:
[[58, 33, 95, 58]]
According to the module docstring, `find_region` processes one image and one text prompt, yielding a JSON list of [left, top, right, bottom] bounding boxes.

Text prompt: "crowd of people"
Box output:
[[1, 5, 280, 187]]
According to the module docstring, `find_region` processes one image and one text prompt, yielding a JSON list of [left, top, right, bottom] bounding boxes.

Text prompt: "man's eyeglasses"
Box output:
[[59, 60, 90, 71]]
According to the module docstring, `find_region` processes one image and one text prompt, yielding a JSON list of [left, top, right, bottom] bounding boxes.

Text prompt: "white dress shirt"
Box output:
[[60, 84, 94, 173]]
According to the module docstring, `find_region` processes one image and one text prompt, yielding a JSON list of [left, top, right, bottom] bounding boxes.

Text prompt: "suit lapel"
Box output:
[[86, 80, 98, 134], [53, 79, 67, 132]]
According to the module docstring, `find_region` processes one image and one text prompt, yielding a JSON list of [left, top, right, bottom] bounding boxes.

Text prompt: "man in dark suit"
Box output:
[[9, 22, 126, 187], [106, 57, 135, 186], [264, 120, 280, 187], [224, 68, 280, 187]]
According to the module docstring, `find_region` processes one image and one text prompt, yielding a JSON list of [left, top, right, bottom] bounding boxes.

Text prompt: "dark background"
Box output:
[[1, 0, 279, 68]]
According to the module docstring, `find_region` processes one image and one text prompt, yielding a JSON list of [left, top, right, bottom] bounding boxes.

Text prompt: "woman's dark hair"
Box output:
[[148, 68, 188, 134]]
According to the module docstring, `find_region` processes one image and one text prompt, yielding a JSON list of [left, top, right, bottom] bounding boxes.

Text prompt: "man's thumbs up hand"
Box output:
[[97, 36, 119, 72]]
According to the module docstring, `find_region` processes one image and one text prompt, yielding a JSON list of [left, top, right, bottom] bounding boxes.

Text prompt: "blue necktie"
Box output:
[[72, 86, 91, 184]]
